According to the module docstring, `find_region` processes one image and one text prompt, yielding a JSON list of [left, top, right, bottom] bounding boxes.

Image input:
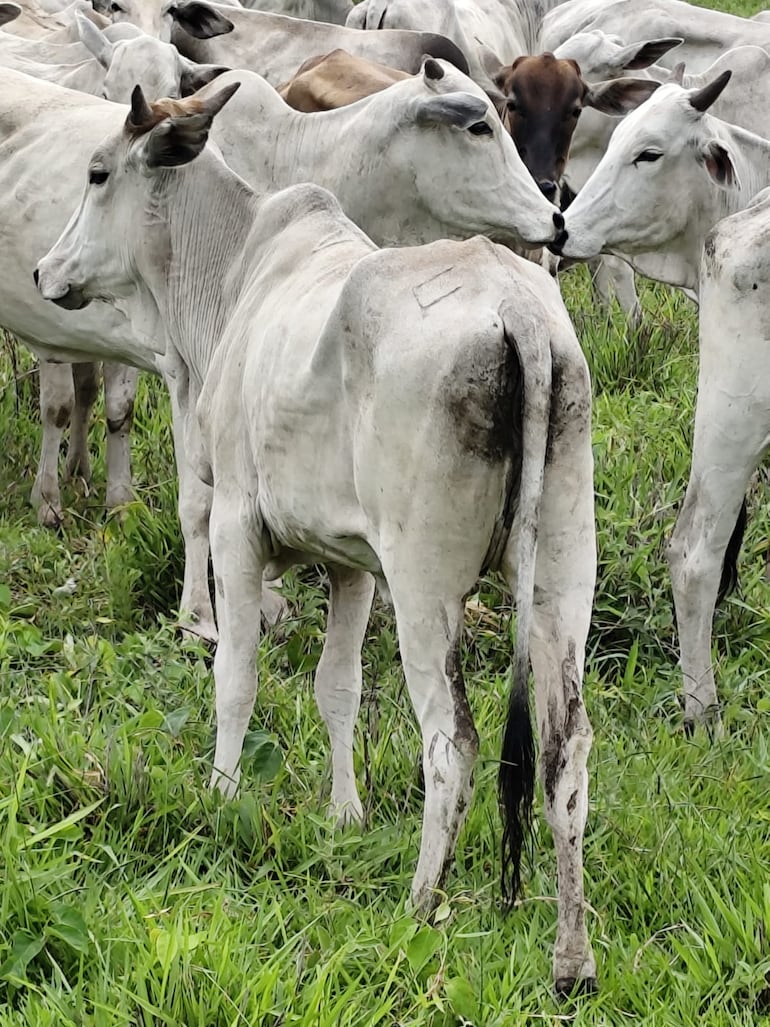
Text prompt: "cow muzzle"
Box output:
[[34, 267, 91, 311]]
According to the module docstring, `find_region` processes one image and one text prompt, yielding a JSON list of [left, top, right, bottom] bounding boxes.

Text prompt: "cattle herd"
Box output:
[[3, 0, 767, 997]]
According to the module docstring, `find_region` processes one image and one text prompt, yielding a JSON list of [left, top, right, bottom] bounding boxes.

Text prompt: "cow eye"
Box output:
[[468, 121, 493, 136], [110, 2, 124, 11], [635, 150, 663, 164], [89, 168, 110, 185]]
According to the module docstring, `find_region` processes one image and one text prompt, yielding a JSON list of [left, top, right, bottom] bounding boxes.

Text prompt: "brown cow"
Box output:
[[278, 48, 409, 111], [493, 53, 660, 199]]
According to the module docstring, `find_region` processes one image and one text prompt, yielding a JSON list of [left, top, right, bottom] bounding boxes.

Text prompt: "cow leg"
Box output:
[[502, 349, 597, 995], [667, 409, 767, 727], [314, 565, 375, 826], [589, 256, 641, 329], [383, 574, 479, 913], [32, 359, 74, 527], [103, 362, 138, 509], [166, 365, 218, 642], [209, 488, 264, 797], [65, 362, 99, 487]]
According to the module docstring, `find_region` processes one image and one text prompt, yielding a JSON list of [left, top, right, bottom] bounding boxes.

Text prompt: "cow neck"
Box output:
[[149, 155, 258, 388]]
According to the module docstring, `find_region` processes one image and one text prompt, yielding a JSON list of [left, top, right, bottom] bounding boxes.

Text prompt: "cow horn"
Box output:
[[689, 69, 732, 113], [128, 84, 154, 127]]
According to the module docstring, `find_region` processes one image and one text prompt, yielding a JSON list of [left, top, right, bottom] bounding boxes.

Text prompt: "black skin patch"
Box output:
[[543, 639, 582, 808], [445, 328, 524, 466], [444, 635, 479, 751]]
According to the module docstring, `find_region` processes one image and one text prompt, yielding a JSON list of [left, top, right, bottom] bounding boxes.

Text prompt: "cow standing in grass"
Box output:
[[37, 81, 598, 995]]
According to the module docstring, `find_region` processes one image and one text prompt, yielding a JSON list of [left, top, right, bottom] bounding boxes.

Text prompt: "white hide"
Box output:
[[165, 0, 469, 83], [557, 81, 770, 293], [345, 0, 573, 87], [542, 0, 770, 73], [36, 88, 597, 991], [239, 0, 352, 22]]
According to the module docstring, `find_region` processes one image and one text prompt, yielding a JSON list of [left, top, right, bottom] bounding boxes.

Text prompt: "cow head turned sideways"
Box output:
[[35, 81, 241, 311], [492, 53, 660, 199], [552, 72, 739, 276]]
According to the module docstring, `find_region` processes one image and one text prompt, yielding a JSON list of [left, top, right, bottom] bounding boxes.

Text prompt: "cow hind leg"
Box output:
[[32, 359, 74, 527], [208, 490, 264, 797], [383, 568, 479, 914], [589, 256, 641, 329], [314, 565, 375, 826], [103, 362, 138, 509], [501, 349, 597, 994], [65, 362, 100, 487]]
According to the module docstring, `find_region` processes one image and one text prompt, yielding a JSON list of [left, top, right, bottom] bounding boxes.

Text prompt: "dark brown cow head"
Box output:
[[493, 52, 659, 200]]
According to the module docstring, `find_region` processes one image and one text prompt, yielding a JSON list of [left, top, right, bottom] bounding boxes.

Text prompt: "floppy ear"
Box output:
[[584, 77, 659, 115], [75, 10, 115, 68], [689, 69, 731, 112], [412, 91, 490, 129], [614, 36, 683, 70], [179, 56, 230, 96], [166, 0, 233, 39], [0, 2, 20, 27], [700, 139, 738, 189], [133, 81, 240, 167]]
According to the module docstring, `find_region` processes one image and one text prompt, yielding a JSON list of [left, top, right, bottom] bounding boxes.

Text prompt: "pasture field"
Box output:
[[1, 6, 770, 1025]]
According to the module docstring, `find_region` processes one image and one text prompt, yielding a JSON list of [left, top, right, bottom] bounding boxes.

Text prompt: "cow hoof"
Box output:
[[554, 976, 598, 1000], [178, 614, 218, 646], [36, 503, 64, 529], [331, 799, 364, 829]]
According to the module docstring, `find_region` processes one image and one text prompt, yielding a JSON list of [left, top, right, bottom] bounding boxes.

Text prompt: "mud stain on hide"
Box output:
[[543, 638, 582, 808]]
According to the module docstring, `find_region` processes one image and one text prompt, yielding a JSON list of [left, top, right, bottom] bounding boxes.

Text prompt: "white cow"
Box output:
[[0, 14, 227, 527], [165, 0, 472, 83], [554, 75, 770, 294], [667, 190, 770, 726], [542, 0, 770, 74], [0, 62, 561, 639], [36, 79, 598, 996]]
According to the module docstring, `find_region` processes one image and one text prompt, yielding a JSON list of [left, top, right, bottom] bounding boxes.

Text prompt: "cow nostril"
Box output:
[[539, 180, 558, 200], [548, 228, 568, 255], [33, 268, 39, 287], [553, 211, 564, 232]]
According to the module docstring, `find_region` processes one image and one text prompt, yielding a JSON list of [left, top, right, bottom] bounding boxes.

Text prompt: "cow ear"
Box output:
[[179, 56, 230, 96], [614, 36, 683, 70], [688, 69, 731, 113], [141, 81, 240, 168], [668, 62, 686, 85], [412, 91, 491, 129], [0, 3, 20, 28], [75, 10, 115, 69], [166, 0, 234, 39], [584, 77, 660, 115], [476, 41, 506, 80], [700, 139, 739, 189]]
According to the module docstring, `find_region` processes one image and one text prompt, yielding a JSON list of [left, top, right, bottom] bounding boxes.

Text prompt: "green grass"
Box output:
[[2, 14, 770, 1024]]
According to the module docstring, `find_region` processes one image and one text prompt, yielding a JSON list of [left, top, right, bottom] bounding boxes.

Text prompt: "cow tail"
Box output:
[[497, 302, 552, 906], [364, 0, 389, 29]]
